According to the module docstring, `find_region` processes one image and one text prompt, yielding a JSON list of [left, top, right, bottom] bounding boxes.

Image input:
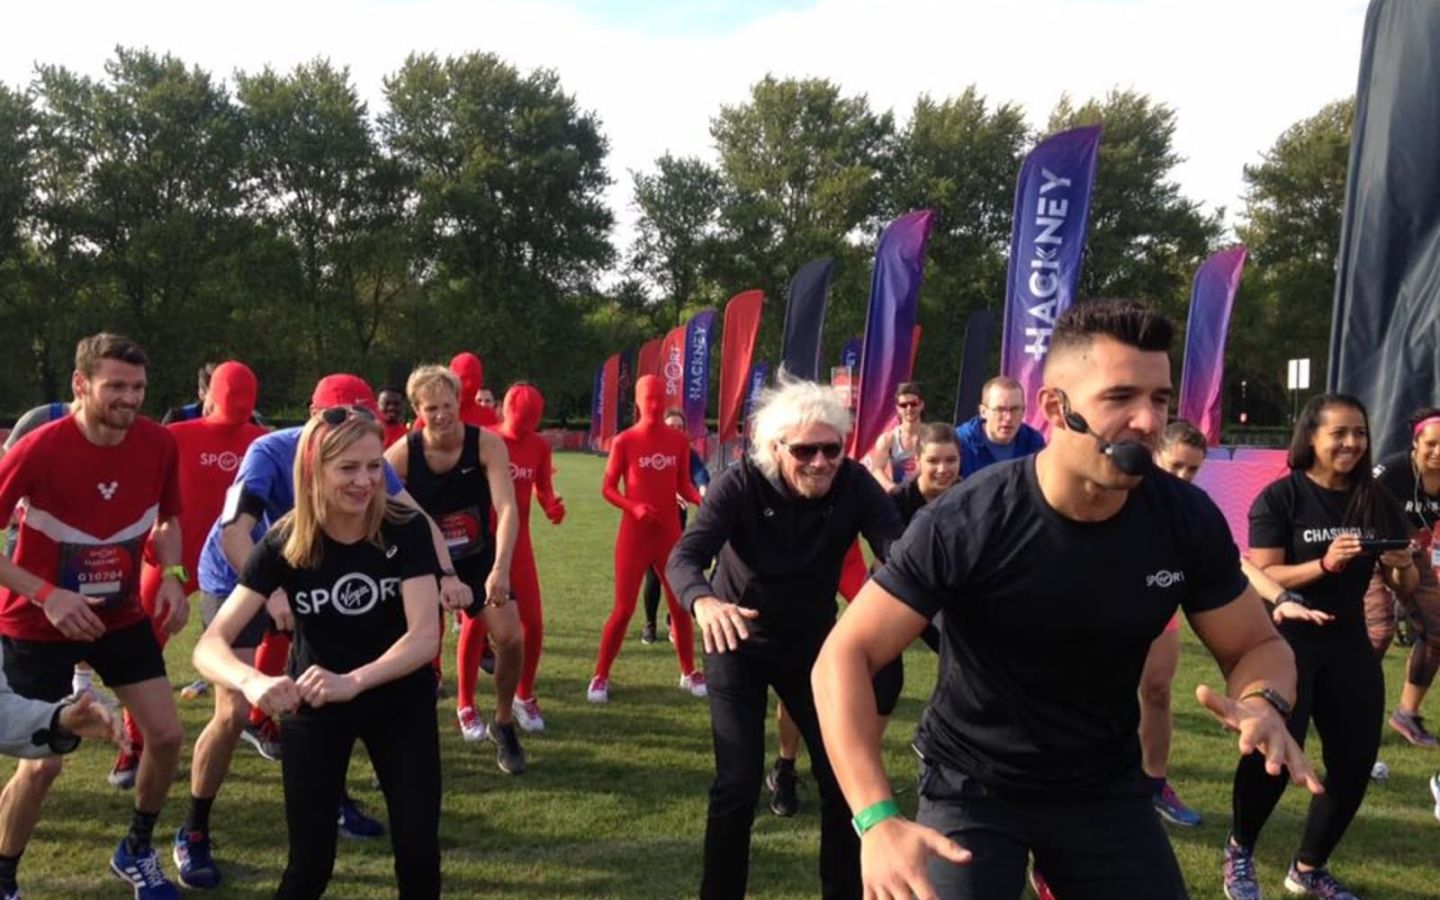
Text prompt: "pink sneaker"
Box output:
[[512, 696, 545, 732], [679, 671, 707, 698], [456, 706, 487, 742], [586, 676, 610, 703]]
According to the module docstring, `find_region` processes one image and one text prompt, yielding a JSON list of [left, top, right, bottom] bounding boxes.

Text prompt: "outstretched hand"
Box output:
[[1196, 684, 1323, 794], [860, 817, 971, 900]]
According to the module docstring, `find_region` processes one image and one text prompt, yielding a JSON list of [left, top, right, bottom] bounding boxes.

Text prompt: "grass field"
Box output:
[[9, 451, 1439, 898]]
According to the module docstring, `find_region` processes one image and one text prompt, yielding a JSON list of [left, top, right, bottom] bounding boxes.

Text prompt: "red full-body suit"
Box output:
[[594, 375, 702, 681], [454, 384, 565, 710], [132, 362, 269, 747]]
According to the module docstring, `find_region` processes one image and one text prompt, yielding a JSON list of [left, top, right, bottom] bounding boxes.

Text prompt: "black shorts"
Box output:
[[1, 618, 168, 702], [458, 544, 497, 619], [199, 591, 273, 651]]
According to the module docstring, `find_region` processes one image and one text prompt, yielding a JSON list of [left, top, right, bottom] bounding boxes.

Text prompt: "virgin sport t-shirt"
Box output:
[[239, 514, 440, 703], [0, 417, 181, 641], [872, 457, 1246, 798]]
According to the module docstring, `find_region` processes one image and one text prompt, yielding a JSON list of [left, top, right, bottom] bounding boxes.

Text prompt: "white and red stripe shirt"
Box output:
[[0, 416, 180, 641]]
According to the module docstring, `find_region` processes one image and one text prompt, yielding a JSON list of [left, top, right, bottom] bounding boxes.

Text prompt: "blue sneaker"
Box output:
[[1283, 861, 1358, 899], [172, 826, 221, 889], [1223, 836, 1262, 900], [110, 838, 181, 899], [337, 797, 385, 839], [1152, 781, 1203, 827], [2, 885, 21, 899]]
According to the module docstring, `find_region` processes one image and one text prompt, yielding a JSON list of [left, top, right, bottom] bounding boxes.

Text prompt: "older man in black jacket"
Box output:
[[668, 376, 903, 900]]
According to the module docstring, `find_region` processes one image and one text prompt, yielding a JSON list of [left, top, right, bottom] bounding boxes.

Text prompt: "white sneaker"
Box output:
[[456, 706, 487, 742], [586, 676, 609, 704], [1429, 773, 1440, 823], [512, 696, 546, 732], [679, 671, 708, 698]]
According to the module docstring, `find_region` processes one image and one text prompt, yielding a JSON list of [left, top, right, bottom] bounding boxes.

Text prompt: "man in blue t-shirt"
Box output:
[[954, 376, 1046, 477], [175, 374, 470, 890]]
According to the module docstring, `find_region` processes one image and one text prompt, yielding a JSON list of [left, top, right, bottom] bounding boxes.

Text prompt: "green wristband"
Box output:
[[851, 798, 902, 837]]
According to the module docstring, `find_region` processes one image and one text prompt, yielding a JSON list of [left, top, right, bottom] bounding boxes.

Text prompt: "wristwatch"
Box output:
[[1276, 590, 1307, 607], [1239, 686, 1293, 721]]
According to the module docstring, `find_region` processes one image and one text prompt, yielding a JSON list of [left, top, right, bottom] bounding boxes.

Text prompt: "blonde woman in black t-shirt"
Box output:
[[194, 409, 443, 899]]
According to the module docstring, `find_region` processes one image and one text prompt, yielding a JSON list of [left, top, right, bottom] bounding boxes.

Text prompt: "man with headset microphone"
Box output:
[[812, 298, 1320, 899]]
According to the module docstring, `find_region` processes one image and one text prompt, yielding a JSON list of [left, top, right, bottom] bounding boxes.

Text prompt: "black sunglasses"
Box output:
[[896, 400, 922, 409], [320, 404, 377, 426], [781, 440, 844, 462]]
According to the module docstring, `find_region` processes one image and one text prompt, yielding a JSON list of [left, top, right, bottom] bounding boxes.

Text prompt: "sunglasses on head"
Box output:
[[781, 440, 844, 462], [320, 404, 377, 426]]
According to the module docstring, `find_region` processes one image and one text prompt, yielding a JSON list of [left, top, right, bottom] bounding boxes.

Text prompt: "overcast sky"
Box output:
[[3, 0, 1369, 261]]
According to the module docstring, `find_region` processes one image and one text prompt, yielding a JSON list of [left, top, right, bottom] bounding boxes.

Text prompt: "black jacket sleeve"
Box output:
[[856, 466, 905, 563], [667, 464, 744, 615]]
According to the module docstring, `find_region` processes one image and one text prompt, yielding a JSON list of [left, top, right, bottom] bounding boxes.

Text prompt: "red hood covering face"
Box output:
[[206, 361, 258, 426], [450, 352, 484, 408], [500, 384, 543, 440], [635, 374, 665, 426]]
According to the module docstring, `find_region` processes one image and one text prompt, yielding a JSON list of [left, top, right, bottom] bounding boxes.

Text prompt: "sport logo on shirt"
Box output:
[[1145, 569, 1185, 589], [199, 451, 240, 473], [638, 454, 677, 470], [293, 573, 401, 616], [508, 462, 535, 482], [96, 481, 119, 500]]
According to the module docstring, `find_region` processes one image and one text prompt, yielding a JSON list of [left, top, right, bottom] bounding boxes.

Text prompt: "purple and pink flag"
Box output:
[[1179, 246, 1247, 445]]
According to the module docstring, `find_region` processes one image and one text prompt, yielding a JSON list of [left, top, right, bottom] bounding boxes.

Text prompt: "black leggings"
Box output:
[[701, 634, 859, 900], [277, 685, 441, 899], [1230, 624, 1383, 867]]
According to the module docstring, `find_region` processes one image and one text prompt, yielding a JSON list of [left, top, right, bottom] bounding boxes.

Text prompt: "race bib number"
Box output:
[[439, 508, 486, 561], [57, 538, 141, 610]]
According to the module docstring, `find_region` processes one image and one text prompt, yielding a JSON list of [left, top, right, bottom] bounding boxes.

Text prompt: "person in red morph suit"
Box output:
[[451, 352, 499, 429], [588, 375, 705, 703], [498, 384, 565, 731], [114, 363, 269, 787]]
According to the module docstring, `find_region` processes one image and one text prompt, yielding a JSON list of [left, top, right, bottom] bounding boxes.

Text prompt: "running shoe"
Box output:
[[1283, 861, 1358, 899], [641, 622, 657, 644], [1223, 837, 1262, 900], [766, 760, 800, 817], [1388, 707, 1439, 747], [171, 827, 221, 889], [240, 718, 282, 762], [512, 696, 545, 733], [1429, 772, 1440, 823], [110, 838, 182, 899], [1029, 867, 1057, 900], [1, 886, 19, 900], [1152, 781, 1203, 827], [179, 679, 209, 701], [586, 676, 609, 703], [337, 797, 385, 839], [457, 706, 487, 742], [108, 748, 141, 790], [679, 671, 708, 698], [491, 721, 527, 775]]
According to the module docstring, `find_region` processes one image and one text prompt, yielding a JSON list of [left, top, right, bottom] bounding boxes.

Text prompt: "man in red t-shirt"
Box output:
[[0, 333, 187, 899], [109, 362, 269, 788], [378, 385, 409, 448]]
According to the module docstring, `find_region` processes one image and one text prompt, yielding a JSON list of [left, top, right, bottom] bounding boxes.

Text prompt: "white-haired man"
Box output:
[[668, 377, 903, 900]]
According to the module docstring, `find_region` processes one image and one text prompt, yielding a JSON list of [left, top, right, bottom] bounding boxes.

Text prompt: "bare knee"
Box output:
[[14, 757, 63, 792], [213, 687, 252, 738]]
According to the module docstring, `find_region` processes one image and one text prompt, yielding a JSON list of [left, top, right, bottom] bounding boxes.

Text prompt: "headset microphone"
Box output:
[[1060, 407, 1152, 478]]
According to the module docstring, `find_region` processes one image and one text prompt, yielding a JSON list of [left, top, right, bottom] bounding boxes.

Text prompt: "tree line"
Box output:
[[0, 47, 1351, 425]]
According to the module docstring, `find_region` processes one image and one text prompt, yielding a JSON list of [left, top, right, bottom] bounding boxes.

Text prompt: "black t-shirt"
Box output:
[[1249, 471, 1398, 628], [1374, 451, 1440, 533], [403, 426, 494, 583], [889, 478, 928, 527], [873, 457, 1246, 798], [240, 514, 440, 704]]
